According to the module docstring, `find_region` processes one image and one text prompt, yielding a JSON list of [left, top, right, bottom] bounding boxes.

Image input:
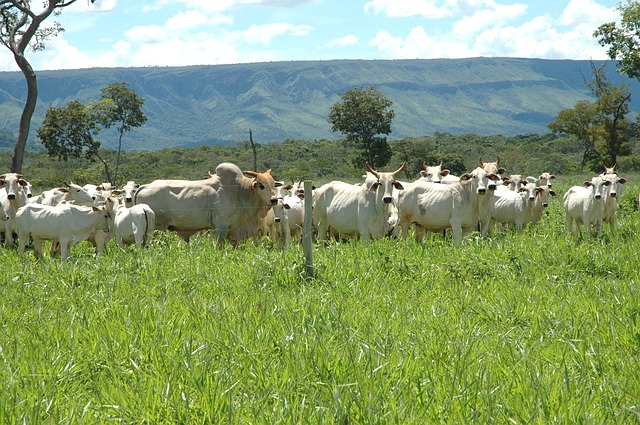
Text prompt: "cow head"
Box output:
[[600, 171, 626, 199], [122, 181, 140, 204], [420, 161, 444, 183], [535, 185, 556, 208], [479, 156, 506, 176], [584, 176, 611, 200], [538, 172, 556, 188], [460, 167, 500, 194], [0, 173, 27, 201], [244, 169, 280, 207], [366, 162, 405, 204]]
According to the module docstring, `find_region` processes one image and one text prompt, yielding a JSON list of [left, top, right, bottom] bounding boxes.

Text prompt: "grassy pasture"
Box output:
[[1, 175, 640, 423]]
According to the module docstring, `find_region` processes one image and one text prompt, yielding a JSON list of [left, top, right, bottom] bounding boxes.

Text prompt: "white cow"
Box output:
[[122, 180, 140, 207], [313, 163, 405, 242], [528, 185, 557, 226], [104, 197, 155, 248], [16, 203, 110, 259], [0, 173, 29, 247], [32, 182, 95, 206], [134, 162, 280, 244], [268, 193, 304, 248], [600, 164, 626, 233], [503, 174, 524, 191], [482, 182, 539, 236], [395, 166, 500, 244], [564, 175, 611, 237]]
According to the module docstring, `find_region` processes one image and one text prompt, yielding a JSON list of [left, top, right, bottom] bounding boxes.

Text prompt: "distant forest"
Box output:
[[1, 132, 636, 190]]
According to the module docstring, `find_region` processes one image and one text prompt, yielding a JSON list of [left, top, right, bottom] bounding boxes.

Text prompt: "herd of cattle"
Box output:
[[0, 158, 628, 259]]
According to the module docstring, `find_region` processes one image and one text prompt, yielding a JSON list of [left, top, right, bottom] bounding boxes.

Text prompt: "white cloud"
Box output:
[[165, 10, 232, 30], [364, 0, 454, 19], [243, 23, 313, 44], [369, 26, 474, 59], [453, 2, 528, 35], [559, 0, 618, 27], [326, 34, 359, 48]]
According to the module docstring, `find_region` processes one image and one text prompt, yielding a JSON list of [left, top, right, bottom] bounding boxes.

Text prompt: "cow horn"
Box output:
[[393, 162, 406, 176], [366, 163, 379, 178], [439, 160, 443, 168], [496, 156, 500, 165], [423, 162, 428, 171], [244, 170, 258, 178], [479, 156, 484, 166]]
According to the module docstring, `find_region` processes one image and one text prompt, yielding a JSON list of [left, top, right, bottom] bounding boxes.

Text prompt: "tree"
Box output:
[[548, 99, 599, 172], [0, 0, 98, 174], [92, 82, 147, 186], [328, 86, 395, 169], [548, 63, 633, 170], [594, 1, 640, 80], [37, 99, 113, 182], [37, 82, 146, 183]]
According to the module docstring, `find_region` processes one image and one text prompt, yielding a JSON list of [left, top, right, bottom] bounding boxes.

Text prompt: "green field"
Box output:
[[1, 176, 639, 423]]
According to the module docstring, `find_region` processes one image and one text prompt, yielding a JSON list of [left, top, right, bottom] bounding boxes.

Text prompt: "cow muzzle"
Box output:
[[488, 184, 497, 191], [7, 193, 15, 200], [477, 188, 486, 194], [595, 194, 601, 199], [610, 192, 617, 198], [274, 217, 281, 223], [383, 196, 392, 204], [542, 203, 548, 208], [270, 198, 277, 205]]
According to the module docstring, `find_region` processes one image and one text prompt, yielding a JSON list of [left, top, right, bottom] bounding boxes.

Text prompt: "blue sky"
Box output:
[[0, 0, 621, 71]]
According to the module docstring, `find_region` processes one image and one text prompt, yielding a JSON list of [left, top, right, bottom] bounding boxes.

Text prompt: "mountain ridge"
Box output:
[[0, 57, 637, 151]]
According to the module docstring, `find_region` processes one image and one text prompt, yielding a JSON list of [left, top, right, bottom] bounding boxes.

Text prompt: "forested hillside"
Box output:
[[0, 58, 638, 151]]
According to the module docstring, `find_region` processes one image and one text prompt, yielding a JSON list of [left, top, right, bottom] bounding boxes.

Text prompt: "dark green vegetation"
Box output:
[[1, 58, 640, 151], [3, 132, 639, 190], [1, 176, 639, 422]]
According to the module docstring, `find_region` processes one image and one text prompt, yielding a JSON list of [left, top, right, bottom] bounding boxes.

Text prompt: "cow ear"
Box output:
[[91, 206, 99, 212], [274, 181, 283, 187], [584, 181, 593, 187], [442, 169, 450, 176], [550, 175, 556, 180], [460, 173, 472, 181], [18, 179, 27, 186], [498, 168, 506, 175], [619, 178, 627, 184], [549, 190, 557, 196], [284, 184, 293, 190], [419, 170, 428, 177], [370, 182, 380, 191], [393, 181, 404, 190], [489, 174, 500, 181], [283, 203, 291, 209], [59, 188, 70, 193], [603, 180, 612, 186]]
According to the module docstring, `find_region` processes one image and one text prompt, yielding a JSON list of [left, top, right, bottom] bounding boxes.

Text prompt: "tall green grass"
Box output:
[[0, 176, 639, 423]]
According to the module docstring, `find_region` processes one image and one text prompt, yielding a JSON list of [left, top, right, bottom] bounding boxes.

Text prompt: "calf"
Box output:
[[105, 197, 155, 248], [32, 181, 94, 206], [563, 175, 611, 237], [482, 182, 539, 236], [16, 203, 110, 259]]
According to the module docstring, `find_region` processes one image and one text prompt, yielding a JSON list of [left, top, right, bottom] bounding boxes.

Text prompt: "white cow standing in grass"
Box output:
[[564, 175, 611, 237], [313, 163, 405, 242], [0, 173, 29, 247], [600, 164, 626, 234], [16, 203, 110, 259], [104, 197, 155, 248], [395, 166, 500, 244]]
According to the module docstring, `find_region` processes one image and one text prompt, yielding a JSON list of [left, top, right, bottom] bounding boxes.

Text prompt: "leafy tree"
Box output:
[[92, 82, 147, 186], [37, 99, 113, 181], [0, 0, 97, 174], [328, 86, 395, 169], [548, 63, 633, 171], [594, 1, 640, 79], [548, 100, 599, 171]]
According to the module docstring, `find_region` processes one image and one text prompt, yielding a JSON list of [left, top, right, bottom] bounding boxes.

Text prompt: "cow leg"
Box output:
[[33, 238, 43, 259], [59, 239, 70, 260], [450, 222, 463, 244], [17, 231, 28, 254]]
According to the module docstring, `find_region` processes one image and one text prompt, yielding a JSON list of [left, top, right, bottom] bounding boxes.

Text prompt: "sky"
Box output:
[[0, 0, 622, 72]]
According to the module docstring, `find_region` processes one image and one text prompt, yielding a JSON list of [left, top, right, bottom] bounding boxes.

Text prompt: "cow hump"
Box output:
[[215, 162, 244, 185]]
